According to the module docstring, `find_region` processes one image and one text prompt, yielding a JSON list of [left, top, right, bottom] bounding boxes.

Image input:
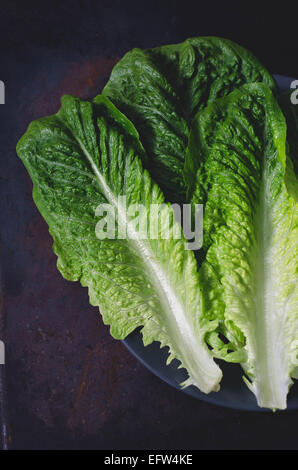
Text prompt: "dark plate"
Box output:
[[123, 74, 298, 412]]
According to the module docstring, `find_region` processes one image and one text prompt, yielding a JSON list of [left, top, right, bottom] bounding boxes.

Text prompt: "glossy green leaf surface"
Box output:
[[103, 37, 275, 202], [17, 94, 222, 394], [185, 83, 298, 409]]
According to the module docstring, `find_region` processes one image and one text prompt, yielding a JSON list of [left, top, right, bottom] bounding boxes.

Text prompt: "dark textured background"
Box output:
[[1, 0, 298, 450]]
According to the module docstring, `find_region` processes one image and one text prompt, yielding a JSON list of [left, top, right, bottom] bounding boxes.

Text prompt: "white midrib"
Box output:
[[253, 164, 289, 409], [77, 138, 222, 393]]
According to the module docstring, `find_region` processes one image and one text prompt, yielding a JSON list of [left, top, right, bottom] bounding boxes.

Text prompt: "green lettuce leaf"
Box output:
[[16, 94, 222, 394], [185, 83, 298, 409], [103, 37, 275, 202]]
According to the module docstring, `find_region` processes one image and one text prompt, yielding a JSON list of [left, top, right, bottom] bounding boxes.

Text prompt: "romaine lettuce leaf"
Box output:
[[103, 37, 275, 202], [16, 94, 222, 394], [185, 83, 298, 409], [16, 36, 298, 410]]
